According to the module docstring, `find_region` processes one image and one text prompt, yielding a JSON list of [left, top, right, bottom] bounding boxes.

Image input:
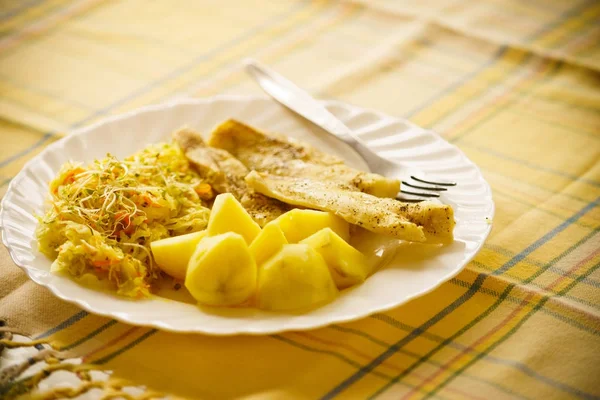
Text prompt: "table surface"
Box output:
[[1, 0, 599, 399]]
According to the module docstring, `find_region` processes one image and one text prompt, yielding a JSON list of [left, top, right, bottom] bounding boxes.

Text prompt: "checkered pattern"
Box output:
[[1, 0, 599, 398]]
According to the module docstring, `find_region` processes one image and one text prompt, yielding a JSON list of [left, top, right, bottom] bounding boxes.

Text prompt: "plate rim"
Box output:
[[0, 94, 495, 335]]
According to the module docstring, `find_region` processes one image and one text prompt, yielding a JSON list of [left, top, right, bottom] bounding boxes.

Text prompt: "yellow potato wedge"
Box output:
[[150, 230, 207, 280], [249, 221, 288, 266], [207, 193, 261, 245], [274, 209, 349, 243], [185, 232, 256, 306], [300, 228, 369, 289], [256, 244, 338, 311]]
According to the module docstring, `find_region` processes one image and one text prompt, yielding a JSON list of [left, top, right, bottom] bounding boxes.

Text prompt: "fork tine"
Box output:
[[402, 181, 448, 192], [410, 176, 457, 187], [396, 196, 425, 203], [400, 190, 440, 198]]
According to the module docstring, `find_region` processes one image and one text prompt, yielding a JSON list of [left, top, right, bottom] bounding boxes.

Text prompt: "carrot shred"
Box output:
[[62, 167, 85, 185], [194, 183, 213, 200]]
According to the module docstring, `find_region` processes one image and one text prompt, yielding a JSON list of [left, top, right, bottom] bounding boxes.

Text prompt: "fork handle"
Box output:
[[243, 59, 379, 161]]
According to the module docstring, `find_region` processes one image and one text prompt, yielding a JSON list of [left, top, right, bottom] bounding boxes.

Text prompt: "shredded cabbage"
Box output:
[[36, 142, 211, 298]]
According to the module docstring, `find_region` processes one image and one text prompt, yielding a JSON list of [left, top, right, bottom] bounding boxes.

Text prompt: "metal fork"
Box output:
[[243, 59, 456, 202]]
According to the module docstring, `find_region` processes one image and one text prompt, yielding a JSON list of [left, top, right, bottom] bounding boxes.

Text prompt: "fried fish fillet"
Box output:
[[208, 119, 400, 198], [245, 172, 455, 243], [173, 128, 290, 226]]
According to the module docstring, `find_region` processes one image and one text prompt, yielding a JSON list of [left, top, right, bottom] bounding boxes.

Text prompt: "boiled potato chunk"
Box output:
[[274, 209, 349, 243], [151, 230, 207, 280], [300, 228, 369, 289], [207, 193, 261, 245], [256, 244, 338, 311], [185, 232, 257, 306], [249, 221, 288, 266]]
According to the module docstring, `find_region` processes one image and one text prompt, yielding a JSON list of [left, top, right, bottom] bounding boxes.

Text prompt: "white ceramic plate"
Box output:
[[1, 96, 494, 335]]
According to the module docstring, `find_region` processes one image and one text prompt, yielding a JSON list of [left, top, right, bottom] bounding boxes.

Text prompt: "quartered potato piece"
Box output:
[[249, 221, 288, 266], [256, 244, 338, 311], [300, 228, 370, 289], [150, 230, 207, 280], [274, 209, 350, 243], [207, 193, 261, 245], [185, 232, 257, 306]]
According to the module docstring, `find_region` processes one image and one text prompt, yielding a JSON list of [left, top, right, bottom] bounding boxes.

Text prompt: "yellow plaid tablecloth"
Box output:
[[1, 0, 599, 398]]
